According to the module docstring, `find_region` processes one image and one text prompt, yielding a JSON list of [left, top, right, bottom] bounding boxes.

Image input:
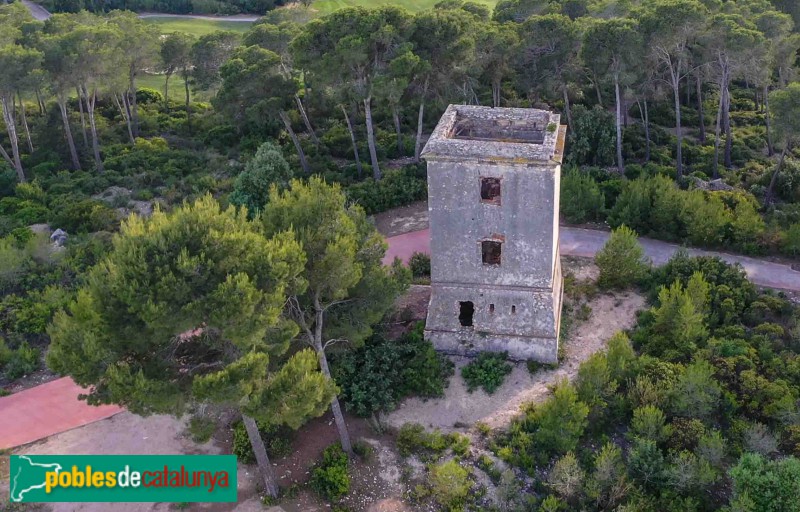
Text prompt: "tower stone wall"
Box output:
[[421, 105, 567, 363]]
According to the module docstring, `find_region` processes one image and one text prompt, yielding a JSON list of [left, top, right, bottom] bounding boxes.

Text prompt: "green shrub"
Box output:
[[311, 444, 350, 502], [629, 405, 671, 444], [346, 165, 427, 214], [560, 168, 605, 223], [332, 323, 453, 418], [460, 352, 512, 394], [188, 416, 216, 443], [428, 460, 471, 511], [669, 361, 721, 421], [396, 423, 450, 459], [232, 420, 293, 463], [2, 341, 40, 379], [229, 141, 292, 217], [408, 252, 431, 278], [448, 433, 470, 457], [547, 452, 585, 503], [783, 223, 800, 256], [232, 421, 254, 464], [729, 453, 800, 512], [136, 87, 163, 105], [627, 438, 666, 490], [353, 440, 375, 462], [477, 454, 501, 481], [566, 105, 616, 167], [595, 225, 649, 289], [49, 199, 118, 234]]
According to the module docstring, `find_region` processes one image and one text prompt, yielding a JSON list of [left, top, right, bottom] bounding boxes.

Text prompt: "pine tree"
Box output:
[[47, 196, 335, 497]]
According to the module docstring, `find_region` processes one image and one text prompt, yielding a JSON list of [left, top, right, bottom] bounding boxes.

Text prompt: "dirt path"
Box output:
[[385, 289, 645, 431]]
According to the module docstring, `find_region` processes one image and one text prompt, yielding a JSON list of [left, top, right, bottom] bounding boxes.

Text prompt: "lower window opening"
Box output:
[[459, 301, 474, 327]]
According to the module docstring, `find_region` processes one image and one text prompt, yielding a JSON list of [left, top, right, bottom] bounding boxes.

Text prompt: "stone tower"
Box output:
[[421, 105, 567, 363]]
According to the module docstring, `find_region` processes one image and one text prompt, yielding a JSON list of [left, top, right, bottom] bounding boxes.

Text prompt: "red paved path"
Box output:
[[0, 377, 122, 449]]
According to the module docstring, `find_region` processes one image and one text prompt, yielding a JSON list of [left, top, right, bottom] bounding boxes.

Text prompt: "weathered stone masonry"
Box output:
[[421, 105, 567, 363]]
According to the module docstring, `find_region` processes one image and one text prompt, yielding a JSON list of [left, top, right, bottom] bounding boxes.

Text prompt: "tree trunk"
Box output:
[[164, 73, 171, 111], [723, 85, 732, 169], [314, 339, 353, 455], [57, 96, 81, 171], [765, 146, 788, 205], [764, 84, 773, 157], [183, 72, 191, 133], [114, 93, 135, 145], [242, 414, 279, 498], [414, 79, 429, 163], [76, 86, 89, 148], [562, 87, 573, 128], [295, 94, 319, 146], [637, 99, 651, 163], [279, 110, 310, 174], [685, 74, 691, 106], [35, 89, 46, 115], [414, 100, 425, 163], [392, 106, 402, 155], [0, 143, 14, 171], [83, 86, 104, 173], [623, 93, 629, 128], [594, 79, 603, 106], [341, 104, 362, 178], [713, 82, 724, 179], [614, 75, 624, 174], [1, 95, 25, 182], [18, 95, 33, 153], [492, 80, 501, 108], [697, 75, 706, 144], [672, 74, 684, 179], [128, 73, 139, 138], [363, 96, 381, 181]]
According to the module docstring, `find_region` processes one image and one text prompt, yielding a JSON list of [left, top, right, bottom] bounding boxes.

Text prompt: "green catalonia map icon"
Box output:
[[10, 456, 63, 502]]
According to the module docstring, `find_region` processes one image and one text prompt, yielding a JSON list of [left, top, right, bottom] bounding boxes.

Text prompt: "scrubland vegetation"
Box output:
[[2, 0, 800, 508]]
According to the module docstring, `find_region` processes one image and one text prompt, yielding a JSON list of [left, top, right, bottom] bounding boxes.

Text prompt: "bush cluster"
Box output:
[[346, 165, 427, 215], [332, 322, 454, 419], [396, 423, 470, 460], [495, 252, 800, 510], [460, 352, 513, 394], [231, 420, 295, 464], [310, 444, 350, 502]]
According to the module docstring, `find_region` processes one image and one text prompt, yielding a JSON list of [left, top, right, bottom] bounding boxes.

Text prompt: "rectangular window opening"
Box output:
[[482, 240, 502, 266], [489, 304, 495, 314], [511, 305, 516, 315], [480, 177, 501, 204], [459, 301, 474, 327]]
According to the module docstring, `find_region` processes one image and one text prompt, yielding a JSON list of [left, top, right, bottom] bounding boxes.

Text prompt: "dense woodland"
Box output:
[[2, 0, 800, 509]]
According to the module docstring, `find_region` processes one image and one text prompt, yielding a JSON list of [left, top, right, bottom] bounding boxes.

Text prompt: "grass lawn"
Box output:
[[310, 0, 497, 15], [143, 16, 252, 36]]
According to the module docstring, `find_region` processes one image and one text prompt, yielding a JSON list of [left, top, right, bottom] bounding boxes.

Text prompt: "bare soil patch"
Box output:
[[385, 288, 645, 431]]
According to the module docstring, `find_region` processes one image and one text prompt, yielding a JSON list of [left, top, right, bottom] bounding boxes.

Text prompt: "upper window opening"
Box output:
[[459, 301, 474, 327], [482, 241, 502, 266], [480, 177, 501, 204]]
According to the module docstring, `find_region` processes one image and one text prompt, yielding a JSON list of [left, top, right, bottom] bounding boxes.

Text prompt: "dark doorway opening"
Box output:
[[459, 301, 474, 327], [482, 240, 502, 265]]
